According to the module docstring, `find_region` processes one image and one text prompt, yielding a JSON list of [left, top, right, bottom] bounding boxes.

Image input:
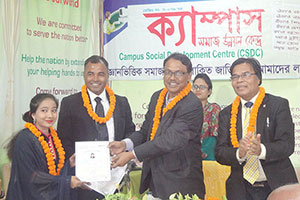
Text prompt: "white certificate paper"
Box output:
[[75, 141, 126, 195], [88, 165, 127, 195], [75, 141, 111, 182]]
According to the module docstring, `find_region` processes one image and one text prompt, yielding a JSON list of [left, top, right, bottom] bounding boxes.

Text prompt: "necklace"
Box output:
[[230, 87, 265, 148], [25, 122, 65, 175], [150, 82, 192, 140], [81, 85, 116, 124]]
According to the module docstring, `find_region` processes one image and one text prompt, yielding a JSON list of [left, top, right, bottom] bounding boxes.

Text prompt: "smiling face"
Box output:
[[192, 78, 212, 102], [84, 62, 109, 95], [231, 63, 260, 101], [163, 58, 192, 99], [32, 98, 57, 134]]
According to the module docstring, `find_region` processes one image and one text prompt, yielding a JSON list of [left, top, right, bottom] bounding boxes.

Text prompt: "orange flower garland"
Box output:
[[150, 82, 192, 140], [81, 85, 116, 124], [230, 87, 265, 148], [25, 122, 65, 176]]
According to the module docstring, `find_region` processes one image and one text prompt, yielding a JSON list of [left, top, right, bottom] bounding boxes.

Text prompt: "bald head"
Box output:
[[267, 184, 300, 200]]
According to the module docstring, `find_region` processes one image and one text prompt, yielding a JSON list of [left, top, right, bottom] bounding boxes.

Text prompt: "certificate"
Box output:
[[88, 165, 127, 195], [75, 141, 111, 182]]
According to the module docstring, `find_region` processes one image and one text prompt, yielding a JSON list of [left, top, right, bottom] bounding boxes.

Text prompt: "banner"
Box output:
[[14, 0, 97, 127], [0, 0, 100, 173], [0, 0, 9, 168], [104, 0, 300, 80], [105, 0, 300, 168]]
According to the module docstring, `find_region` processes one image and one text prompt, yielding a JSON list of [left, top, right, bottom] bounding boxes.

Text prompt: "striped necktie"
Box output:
[[242, 101, 259, 184]]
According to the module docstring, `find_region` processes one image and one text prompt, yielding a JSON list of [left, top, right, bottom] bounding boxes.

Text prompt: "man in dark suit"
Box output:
[[109, 53, 205, 200], [215, 58, 298, 200], [57, 55, 135, 200]]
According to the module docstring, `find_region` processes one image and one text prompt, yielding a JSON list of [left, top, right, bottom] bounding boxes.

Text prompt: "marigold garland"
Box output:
[[81, 85, 116, 124], [25, 122, 65, 176], [230, 87, 265, 148], [150, 82, 192, 141]]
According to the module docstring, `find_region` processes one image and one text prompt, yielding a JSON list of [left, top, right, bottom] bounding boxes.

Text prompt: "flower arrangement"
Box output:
[[150, 82, 192, 140], [81, 84, 116, 124], [169, 193, 227, 200], [103, 182, 144, 200], [25, 122, 65, 175], [104, 193, 135, 200], [169, 193, 201, 200], [230, 87, 265, 148]]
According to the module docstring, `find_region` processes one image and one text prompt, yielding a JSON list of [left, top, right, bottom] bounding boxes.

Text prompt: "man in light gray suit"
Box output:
[[109, 53, 205, 200]]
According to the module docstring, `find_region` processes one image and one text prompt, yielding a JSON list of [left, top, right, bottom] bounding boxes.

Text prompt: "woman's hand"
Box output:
[[70, 176, 91, 190], [70, 176, 82, 189], [69, 154, 75, 168]]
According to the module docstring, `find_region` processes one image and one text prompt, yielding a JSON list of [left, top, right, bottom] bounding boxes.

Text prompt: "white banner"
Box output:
[[14, 0, 98, 127], [104, 0, 300, 80], [0, 0, 100, 167]]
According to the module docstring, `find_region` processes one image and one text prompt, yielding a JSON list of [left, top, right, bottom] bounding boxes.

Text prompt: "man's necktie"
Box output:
[[95, 97, 109, 141], [243, 101, 259, 184]]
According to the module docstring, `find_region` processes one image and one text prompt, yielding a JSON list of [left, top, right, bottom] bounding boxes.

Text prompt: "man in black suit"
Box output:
[[57, 55, 135, 200], [109, 53, 205, 200], [215, 58, 298, 200]]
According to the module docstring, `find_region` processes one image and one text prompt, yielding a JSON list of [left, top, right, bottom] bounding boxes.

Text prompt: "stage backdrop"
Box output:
[[104, 0, 300, 168], [0, 0, 100, 180], [104, 0, 300, 80]]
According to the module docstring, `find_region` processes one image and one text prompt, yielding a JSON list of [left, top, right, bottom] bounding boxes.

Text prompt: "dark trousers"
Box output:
[[244, 180, 272, 200]]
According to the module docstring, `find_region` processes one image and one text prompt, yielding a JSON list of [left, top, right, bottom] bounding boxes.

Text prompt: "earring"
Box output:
[[33, 118, 36, 124]]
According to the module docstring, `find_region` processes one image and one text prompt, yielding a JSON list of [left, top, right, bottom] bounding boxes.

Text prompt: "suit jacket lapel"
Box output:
[[113, 96, 121, 140], [237, 104, 243, 140], [104, 91, 120, 140], [155, 93, 188, 138], [236, 95, 269, 141], [84, 91, 99, 134], [257, 95, 269, 136], [153, 101, 169, 139]]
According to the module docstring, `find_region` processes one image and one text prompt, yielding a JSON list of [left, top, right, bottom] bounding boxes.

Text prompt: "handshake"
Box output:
[[109, 141, 135, 168]]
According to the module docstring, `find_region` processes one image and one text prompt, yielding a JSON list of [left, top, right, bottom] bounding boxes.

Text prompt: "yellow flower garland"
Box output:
[[230, 87, 265, 148], [81, 85, 116, 124], [150, 82, 192, 141], [25, 122, 65, 176]]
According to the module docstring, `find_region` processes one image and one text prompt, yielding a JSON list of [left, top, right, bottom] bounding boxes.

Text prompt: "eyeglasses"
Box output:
[[163, 70, 187, 78], [192, 85, 208, 90], [230, 72, 256, 81]]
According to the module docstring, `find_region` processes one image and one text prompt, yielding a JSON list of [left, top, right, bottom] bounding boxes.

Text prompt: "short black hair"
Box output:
[[163, 52, 193, 73], [84, 55, 109, 70], [193, 73, 212, 90], [230, 57, 262, 85]]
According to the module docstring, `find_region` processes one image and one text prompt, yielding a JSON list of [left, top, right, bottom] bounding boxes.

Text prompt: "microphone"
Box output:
[[123, 161, 137, 189]]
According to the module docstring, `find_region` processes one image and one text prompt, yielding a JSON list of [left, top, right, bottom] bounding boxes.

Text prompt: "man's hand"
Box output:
[[109, 141, 126, 155], [248, 134, 261, 156], [238, 135, 251, 158], [111, 152, 134, 168]]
